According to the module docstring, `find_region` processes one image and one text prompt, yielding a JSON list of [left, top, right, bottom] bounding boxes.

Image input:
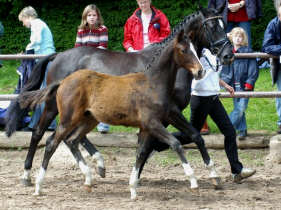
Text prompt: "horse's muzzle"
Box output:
[[194, 68, 206, 80]]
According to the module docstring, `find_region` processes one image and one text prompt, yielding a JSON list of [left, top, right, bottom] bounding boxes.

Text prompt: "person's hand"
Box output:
[[228, 3, 241, 12], [225, 84, 235, 96], [128, 47, 138, 52]]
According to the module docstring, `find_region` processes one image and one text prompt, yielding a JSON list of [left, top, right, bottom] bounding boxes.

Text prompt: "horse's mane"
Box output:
[[145, 10, 203, 71]]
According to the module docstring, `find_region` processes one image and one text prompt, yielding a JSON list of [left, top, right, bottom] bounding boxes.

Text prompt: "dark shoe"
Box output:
[[0, 64, 2, 68], [238, 130, 247, 140], [233, 168, 256, 183], [47, 128, 55, 131]]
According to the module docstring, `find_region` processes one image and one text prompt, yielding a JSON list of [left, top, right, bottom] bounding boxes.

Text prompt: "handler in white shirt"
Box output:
[[190, 48, 256, 182]]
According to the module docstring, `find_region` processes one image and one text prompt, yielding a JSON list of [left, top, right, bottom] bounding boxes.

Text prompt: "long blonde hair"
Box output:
[[228, 27, 248, 47], [78, 4, 104, 30]]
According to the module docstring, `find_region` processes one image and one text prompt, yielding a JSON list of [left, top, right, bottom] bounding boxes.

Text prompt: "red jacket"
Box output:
[[123, 6, 170, 51]]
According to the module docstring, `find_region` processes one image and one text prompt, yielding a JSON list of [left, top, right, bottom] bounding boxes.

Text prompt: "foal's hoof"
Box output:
[[210, 177, 223, 190], [190, 187, 200, 195], [84, 185, 92, 193], [97, 167, 106, 178], [21, 178, 33, 187]]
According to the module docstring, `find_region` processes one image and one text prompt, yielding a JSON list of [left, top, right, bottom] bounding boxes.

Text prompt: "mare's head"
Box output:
[[186, 5, 234, 65], [174, 30, 204, 80]]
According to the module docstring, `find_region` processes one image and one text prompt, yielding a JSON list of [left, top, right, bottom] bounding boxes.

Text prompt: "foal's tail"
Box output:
[[18, 81, 61, 111], [5, 53, 57, 137]]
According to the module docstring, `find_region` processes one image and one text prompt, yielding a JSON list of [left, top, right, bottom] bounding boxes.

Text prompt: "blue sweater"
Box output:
[[220, 46, 259, 91]]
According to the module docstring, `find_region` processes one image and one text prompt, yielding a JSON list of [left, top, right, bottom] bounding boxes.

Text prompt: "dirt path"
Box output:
[[0, 144, 280, 210]]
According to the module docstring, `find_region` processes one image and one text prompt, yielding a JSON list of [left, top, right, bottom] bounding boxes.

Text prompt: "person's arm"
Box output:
[[262, 22, 281, 56], [26, 21, 43, 51], [219, 79, 234, 96], [245, 58, 259, 90], [158, 12, 171, 41], [123, 19, 134, 52], [98, 26, 108, 49], [74, 29, 83, 48]]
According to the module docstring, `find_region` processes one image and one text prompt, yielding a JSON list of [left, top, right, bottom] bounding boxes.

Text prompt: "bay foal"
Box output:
[[19, 30, 218, 198]]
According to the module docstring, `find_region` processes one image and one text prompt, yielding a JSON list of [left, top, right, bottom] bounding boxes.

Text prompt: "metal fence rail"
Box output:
[[0, 52, 279, 101]]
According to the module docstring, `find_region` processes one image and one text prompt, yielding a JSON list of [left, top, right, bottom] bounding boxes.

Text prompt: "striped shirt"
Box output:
[[74, 25, 108, 48]]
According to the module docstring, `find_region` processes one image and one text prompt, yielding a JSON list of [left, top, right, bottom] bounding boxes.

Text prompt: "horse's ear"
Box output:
[[216, 1, 226, 14], [176, 30, 185, 44]]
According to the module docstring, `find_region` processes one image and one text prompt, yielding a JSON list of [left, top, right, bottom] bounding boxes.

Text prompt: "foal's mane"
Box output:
[[145, 10, 203, 71]]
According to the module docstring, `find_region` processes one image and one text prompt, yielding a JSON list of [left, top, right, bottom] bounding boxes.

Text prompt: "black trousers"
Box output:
[[189, 95, 243, 174]]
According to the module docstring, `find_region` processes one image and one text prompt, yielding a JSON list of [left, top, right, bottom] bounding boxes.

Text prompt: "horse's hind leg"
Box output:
[[80, 136, 105, 178], [167, 107, 221, 189], [146, 120, 198, 195], [130, 131, 154, 200], [22, 102, 58, 186]]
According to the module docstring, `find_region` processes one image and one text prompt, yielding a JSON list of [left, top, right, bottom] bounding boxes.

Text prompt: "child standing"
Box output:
[[221, 27, 259, 140], [75, 4, 109, 133]]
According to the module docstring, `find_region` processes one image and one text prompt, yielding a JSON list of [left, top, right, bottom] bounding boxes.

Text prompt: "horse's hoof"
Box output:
[[84, 185, 92, 193], [190, 187, 200, 196], [210, 177, 223, 190], [97, 167, 106, 178], [33, 191, 42, 196], [21, 178, 33, 187]]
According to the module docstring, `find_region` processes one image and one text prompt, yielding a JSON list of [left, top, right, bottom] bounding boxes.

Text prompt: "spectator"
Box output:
[[221, 27, 259, 140], [189, 48, 256, 182], [262, 0, 281, 134], [123, 0, 170, 52], [75, 4, 109, 133], [208, 0, 262, 48], [0, 21, 3, 68], [18, 6, 56, 131]]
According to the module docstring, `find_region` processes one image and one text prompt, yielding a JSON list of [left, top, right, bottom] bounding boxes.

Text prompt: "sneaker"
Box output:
[[0, 63, 2, 68], [238, 130, 247, 140], [233, 168, 256, 183], [97, 122, 109, 134]]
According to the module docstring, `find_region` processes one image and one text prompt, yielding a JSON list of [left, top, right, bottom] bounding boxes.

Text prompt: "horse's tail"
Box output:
[[18, 81, 61, 111], [5, 53, 57, 137]]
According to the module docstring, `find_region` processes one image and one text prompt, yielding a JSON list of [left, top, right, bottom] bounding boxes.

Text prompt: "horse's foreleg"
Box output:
[[147, 120, 199, 193], [80, 136, 105, 178], [130, 131, 154, 200], [22, 105, 58, 186], [167, 108, 220, 188]]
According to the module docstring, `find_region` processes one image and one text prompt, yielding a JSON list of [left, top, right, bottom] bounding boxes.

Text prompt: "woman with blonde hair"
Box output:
[[18, 6, 56, 131], [221, 27, 259, 140]]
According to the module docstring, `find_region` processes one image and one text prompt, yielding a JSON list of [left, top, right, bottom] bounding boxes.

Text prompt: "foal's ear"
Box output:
[[176, 30, 185, 44]]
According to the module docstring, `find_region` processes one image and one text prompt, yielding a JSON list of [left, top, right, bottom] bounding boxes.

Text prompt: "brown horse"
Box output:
[[7, 7, 233, 187], [19, 30, 216, 198]]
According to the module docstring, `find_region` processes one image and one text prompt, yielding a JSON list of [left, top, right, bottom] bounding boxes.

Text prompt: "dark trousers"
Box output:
[[190, 95, 243, 174]]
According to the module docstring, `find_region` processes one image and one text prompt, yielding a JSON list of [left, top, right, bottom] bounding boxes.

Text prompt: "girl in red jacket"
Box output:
[[123, 0, 170, 52]]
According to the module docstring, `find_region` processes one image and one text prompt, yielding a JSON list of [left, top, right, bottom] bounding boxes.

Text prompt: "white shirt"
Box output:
[[141, 13, 152, 48], [191, 49, 222, 96]]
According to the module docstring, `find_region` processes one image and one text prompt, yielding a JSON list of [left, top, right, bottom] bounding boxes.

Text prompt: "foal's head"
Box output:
[[174, 30, 204, 80]]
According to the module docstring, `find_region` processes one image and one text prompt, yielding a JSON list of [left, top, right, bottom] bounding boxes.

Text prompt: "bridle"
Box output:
[[201, 15, 231, 59], [200, 15, 232, 72]]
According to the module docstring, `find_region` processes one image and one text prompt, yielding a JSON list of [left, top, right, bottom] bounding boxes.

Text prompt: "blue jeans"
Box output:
[[276, 70, 281, 126], [229, 98, 249, 132], [28, 61, 56, 130], [227, 21, 252, 48]]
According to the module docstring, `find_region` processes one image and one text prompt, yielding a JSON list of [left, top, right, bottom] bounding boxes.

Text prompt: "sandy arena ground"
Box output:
[[0, 142, 280, 210]]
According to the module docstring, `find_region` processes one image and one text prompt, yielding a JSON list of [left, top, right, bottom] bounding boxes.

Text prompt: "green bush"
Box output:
[[0, 0, 276, 53]]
